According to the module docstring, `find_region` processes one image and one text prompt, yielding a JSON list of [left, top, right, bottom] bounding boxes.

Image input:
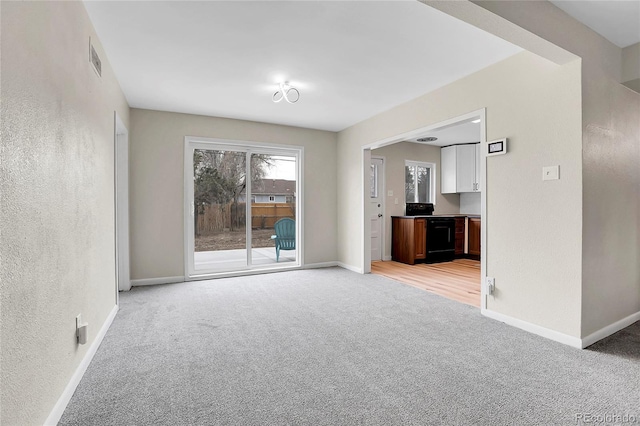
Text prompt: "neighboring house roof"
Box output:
[[244, 179, 296, 196]]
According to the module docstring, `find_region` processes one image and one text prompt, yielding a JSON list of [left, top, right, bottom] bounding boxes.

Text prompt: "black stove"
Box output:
[[405, 202, 454, 262]]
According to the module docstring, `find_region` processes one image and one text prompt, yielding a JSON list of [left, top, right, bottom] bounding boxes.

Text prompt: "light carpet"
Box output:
[[59, 267, 640, 425]]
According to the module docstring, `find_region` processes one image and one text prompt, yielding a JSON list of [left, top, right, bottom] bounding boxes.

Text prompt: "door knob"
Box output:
[[378, 213, 383, 218]]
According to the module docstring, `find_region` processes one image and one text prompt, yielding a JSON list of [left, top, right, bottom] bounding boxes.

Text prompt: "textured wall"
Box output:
[[372, 142, 461, 259], [337, 51, 584, 337], [129, 109, 338, 281], [0, 2, 129, 424], [581, 64, 640, 335]]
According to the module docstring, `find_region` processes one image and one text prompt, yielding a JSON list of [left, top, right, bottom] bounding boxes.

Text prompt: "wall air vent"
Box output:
[[417, 137, 438, 142], [89, 38, 102, 77]]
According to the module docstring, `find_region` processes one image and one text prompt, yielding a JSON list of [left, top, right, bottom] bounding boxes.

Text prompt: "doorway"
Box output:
[[362, 109, 486, 309], [184, 138, 303, 278], [114, 113, 130, 294]]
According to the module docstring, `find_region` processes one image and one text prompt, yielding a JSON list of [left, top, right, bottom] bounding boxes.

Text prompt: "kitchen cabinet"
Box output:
[[468, 217, 481, 257], [474, 143, 481, 192], [391, 217, 426, 265], [441, 143, 481, 194], [454, 217, 465, 256]]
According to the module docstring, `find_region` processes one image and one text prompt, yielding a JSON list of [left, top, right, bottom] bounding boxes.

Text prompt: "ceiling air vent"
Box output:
[[89, 38, 102, 77], [417, 137, 438, 142]]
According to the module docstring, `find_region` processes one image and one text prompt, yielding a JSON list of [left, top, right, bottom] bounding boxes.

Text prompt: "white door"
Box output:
[[370, 157, 384, 261], [115, 113, 131, 292]]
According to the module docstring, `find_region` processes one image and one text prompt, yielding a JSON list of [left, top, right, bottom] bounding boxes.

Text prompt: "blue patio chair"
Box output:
[[271, 218, 295, 262]]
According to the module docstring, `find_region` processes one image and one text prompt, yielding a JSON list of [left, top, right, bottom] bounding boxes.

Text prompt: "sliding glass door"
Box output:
[[250, 153, 298, 267], [185, 139, 301, 277], [192, 148, 247, 272]]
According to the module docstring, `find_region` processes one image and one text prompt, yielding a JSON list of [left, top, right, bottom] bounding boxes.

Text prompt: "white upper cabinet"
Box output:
[[456, 144, 476, 193], [440, 145, 457, 194], [441, 144, 481, 194], [475, 143, 481, 192]]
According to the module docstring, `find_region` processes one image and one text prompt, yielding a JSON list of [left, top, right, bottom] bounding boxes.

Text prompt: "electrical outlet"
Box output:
[[486, 277, 495, 295], [395, 198, 398, 205]]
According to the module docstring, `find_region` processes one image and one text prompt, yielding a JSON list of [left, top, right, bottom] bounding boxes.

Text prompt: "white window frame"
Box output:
[[184, 137, 304, 280], [404, 160, 436, 204]]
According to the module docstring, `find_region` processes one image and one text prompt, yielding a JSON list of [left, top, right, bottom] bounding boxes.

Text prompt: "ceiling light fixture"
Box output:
[[273, 81, 300, 104]]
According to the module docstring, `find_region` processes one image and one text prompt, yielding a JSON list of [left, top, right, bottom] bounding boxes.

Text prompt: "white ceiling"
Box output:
[[550, 1, 640, 48], [83, 1, 521, 132], [404, 119, 480, 147]]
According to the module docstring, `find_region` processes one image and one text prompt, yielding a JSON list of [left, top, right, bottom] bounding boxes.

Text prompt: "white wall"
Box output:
[[129, 109, 338, 281], [338, 51, 584, 337], [622, 42, 640, 91], [372, 142, 460, 259], [460, 193, 481, 215], [470, 0, 640, 340], [0, 2, 130, 424]]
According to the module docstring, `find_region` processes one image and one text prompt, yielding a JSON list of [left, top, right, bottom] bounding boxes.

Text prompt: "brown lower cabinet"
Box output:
[[454, 217, 465, 256], [392, 216, 481, 264], [468, 217, 481, 257], [391, 217, 426, 265]]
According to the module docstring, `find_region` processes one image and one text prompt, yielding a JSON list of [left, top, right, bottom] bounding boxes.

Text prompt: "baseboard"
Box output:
[[303, 261, 338, 269], [337, 262, 363, 274], [131, 276, 185, 287], [581, 310, 640, 349], [481, 308, 582, 349], [382, 255, 392, 261], [44, 305, 119, 425]]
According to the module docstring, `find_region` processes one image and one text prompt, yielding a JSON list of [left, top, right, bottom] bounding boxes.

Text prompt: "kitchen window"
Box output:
[[405, 161, 435, 204]]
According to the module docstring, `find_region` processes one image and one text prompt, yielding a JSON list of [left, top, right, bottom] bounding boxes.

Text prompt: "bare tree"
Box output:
[[194, 150, 272, 233]]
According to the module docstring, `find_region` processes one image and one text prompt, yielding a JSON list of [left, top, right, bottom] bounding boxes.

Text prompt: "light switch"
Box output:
[[542, 166, 560, 181], [387, 190, 393, 197]]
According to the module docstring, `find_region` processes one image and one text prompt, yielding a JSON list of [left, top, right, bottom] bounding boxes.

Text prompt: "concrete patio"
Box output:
[[194, 247, 297, 271]]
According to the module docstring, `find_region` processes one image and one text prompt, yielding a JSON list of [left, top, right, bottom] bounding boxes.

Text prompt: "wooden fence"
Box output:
[[196, 202, 295, 235], [250, 203, 295, 229]]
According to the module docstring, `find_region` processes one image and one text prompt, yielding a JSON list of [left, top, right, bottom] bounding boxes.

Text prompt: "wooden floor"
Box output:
[[371, 259, 481, 307]]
